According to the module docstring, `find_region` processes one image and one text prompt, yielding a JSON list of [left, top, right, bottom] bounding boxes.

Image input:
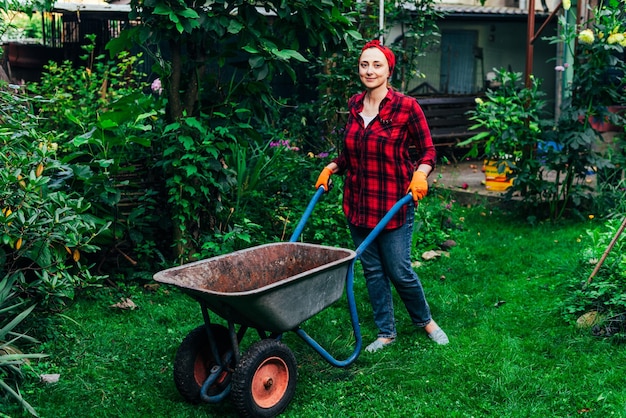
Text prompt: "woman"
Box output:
[[315, 39, 448, 352]]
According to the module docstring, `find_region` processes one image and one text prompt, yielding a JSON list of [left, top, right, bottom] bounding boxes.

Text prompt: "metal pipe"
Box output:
[[525, 0, 537, 88], [531, 2, 562, 44], [379, 0, 384, 43]]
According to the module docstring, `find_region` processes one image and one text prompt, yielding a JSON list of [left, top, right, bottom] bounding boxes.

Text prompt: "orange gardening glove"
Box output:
[[407, 170, 428, 202], [315, 167, 333, 192]]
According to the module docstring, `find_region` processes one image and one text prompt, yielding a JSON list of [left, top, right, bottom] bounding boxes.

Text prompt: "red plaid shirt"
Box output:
[[334, 88, 436, 229]]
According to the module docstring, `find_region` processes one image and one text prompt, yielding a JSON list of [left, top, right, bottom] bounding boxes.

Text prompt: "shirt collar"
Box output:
[[352, 88, 395, 117]]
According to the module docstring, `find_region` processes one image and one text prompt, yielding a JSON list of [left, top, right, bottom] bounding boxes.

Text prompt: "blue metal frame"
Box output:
[[289, 186, 326, 243], [292, 189, 413, 367], [197, 188, 414, 401]]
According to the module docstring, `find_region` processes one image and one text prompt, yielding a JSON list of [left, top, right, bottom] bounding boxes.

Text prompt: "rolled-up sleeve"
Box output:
[[408, 100, 437, 170]]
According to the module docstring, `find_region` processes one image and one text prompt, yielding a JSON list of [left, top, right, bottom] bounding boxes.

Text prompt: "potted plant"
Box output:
[[569, 5, 626, 133], [458, 69, 547, 191]]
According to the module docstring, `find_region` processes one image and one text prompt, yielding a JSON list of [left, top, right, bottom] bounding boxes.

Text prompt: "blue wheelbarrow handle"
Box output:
[[292, 190, 414, 367], [289, 186, 326, 242], [289, 187, 414, 247], [355, 193, 414, 257]]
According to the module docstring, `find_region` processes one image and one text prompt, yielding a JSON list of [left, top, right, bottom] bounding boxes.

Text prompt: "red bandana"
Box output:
[[361, 39, 396, 76]]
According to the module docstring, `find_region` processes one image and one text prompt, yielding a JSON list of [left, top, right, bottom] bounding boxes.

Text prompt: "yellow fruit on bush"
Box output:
[[36, 163, 44, 177], [15, 237, 22, 250], [17, 175, 26, 188], [3, 207, 12, 227], [72, 249, 80, 262]]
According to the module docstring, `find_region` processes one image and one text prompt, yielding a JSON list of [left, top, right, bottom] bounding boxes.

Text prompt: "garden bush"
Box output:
[[0, 87, 109, 311], [461, 3, 626, 221], [27, 37, 170, 277], [0, 84, 109, 417], [564, 215, 626, 339]]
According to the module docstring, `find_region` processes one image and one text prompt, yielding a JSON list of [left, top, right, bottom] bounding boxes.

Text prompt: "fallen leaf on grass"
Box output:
[[110, 298, 138, 310], [421, 250, 450, 261], [576, 311, 602, 328], [144, 283, 160, 292], [40, 374, 60, 384]]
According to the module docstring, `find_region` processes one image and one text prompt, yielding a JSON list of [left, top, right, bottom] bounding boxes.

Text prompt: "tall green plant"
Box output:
[[110, 0, 360, 123], [28, 36, 169, 274], [459, 70, 567, 215], [158, 114, 234, 260], [0, 276, 46, 417], [0, 88, 109, 310], [225, 139, 287, 215], [461, 70, 546, 162], [0, 83, 109, 416], [541, 2, 626, 219]]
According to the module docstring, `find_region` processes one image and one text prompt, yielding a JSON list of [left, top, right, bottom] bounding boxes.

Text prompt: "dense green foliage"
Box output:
[[565, 216, 626, 338], [0, 86, 109, 416]]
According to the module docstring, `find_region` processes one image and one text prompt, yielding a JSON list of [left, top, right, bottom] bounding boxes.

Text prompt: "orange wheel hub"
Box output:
[[251, 356, 290, 408]]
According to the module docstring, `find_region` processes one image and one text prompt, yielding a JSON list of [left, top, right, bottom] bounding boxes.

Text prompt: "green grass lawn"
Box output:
[[5, 205, 626, 417]]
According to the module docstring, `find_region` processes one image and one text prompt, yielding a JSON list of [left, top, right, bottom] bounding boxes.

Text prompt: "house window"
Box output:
[[440, 30, 478, 94]]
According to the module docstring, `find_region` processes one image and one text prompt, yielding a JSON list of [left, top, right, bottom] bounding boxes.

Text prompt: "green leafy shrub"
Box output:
[[156, 114, 235, 260], [0, 87, 109, 311], [26, 36, 170, 276], [461, 70, 547, 162], [0, 275, 47, 417], [0, 84, 107, 416], [459, 70, 569, 217], [541, 3, 626, 220], [563, 216, 626, 339]]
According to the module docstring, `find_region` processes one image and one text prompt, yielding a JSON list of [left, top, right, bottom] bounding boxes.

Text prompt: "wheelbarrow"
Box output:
[[153, 188, 414, 417]]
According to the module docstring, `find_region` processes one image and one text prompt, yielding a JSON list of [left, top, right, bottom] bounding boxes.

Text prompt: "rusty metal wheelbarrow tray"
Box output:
[[153, 242, 356, 333]]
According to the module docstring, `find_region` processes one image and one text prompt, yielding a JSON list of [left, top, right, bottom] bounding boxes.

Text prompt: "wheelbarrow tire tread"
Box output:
[[231, 339, 297, 417], [173, 324, 232, 403]]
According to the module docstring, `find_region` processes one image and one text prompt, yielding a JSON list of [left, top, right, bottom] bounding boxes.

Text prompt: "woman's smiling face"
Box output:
[[358, 47, 390, 89]]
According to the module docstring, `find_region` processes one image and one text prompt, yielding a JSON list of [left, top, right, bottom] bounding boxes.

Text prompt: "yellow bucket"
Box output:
[[483, 160, 513, 191]]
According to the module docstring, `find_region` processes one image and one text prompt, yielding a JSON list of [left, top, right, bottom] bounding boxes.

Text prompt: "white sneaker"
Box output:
[[428, 328, 449, 345]]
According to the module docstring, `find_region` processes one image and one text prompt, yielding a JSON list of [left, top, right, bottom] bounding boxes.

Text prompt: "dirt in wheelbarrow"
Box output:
[[159, 243, 353, 294]]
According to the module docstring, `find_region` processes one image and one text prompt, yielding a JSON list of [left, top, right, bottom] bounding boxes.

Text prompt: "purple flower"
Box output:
[[269, 139, 299, 151], [151, 78, 163, 95]]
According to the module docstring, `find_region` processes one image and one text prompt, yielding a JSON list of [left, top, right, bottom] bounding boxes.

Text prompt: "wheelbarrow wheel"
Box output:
[[231, 339, 297, 417], [173, 324, 233, 403]]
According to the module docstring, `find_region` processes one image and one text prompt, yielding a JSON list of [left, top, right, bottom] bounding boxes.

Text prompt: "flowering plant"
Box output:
[[538, 2, 626, 219], [460, 69, 547, 163], [556, 3, 626, 111]]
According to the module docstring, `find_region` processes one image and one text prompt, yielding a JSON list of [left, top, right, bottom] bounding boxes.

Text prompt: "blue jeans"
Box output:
[[349, 204, 432, 339]]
